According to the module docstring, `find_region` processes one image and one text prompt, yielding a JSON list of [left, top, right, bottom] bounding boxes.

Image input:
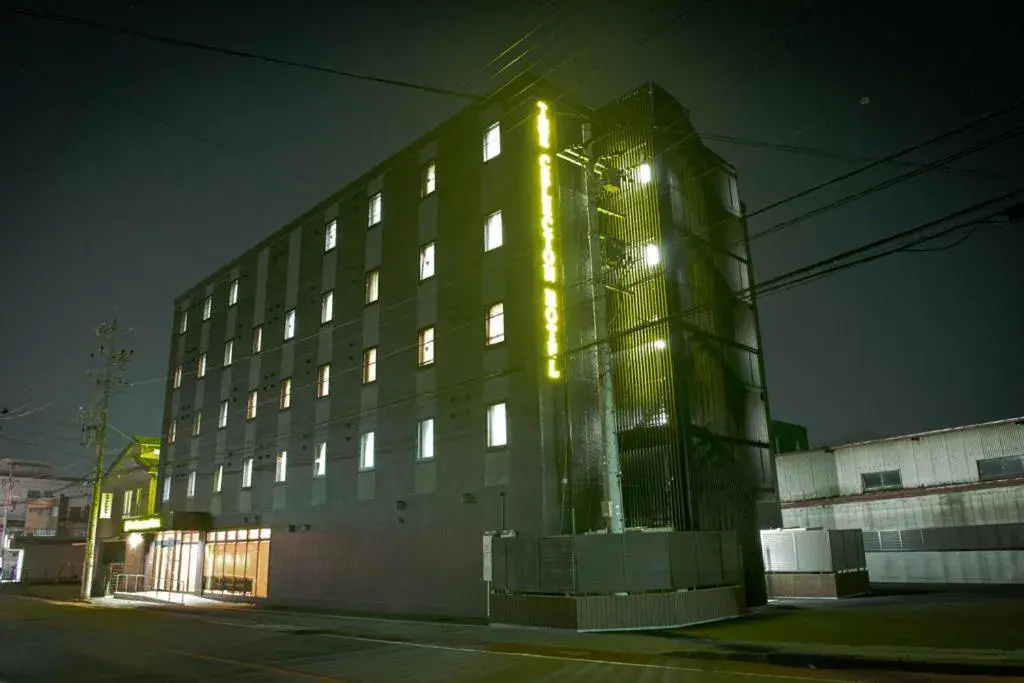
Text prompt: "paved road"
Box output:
[[0, 595, 1005, 682]]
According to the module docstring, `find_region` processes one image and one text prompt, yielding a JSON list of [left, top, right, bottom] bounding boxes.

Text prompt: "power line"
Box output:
[[3, 6, 483, 101]]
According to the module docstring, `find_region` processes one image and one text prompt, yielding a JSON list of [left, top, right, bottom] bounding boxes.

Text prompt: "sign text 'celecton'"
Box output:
[[536, 100, 560, 380]]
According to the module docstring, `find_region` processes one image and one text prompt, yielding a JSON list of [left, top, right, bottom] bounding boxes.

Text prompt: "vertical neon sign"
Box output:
[[536, 101, 560, 380]]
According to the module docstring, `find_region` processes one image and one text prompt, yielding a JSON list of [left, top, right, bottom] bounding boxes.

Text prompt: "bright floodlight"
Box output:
[[653, 339, 667, 350], [644, 243, 660, 266], [637, 163, 652, 184]]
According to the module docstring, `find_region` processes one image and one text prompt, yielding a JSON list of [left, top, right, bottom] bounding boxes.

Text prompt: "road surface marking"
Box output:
[[163, 648, 352, 682]]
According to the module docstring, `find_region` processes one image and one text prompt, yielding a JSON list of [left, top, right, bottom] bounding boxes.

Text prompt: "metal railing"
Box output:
[[106, 573, 194, 605]]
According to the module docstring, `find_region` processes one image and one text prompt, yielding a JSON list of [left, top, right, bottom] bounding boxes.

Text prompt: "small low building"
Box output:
[[777, 416, 1024, 587]]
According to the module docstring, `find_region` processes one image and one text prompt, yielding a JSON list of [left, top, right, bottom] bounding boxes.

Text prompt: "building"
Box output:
[[150, 75, 775, 618], [777, 416, 1024, 586], [0, 459, 90, 542], [771, 420, 810, 455]]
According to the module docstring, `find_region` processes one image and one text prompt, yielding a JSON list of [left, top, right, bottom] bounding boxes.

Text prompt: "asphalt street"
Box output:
[[0, 594, 1010, 682]]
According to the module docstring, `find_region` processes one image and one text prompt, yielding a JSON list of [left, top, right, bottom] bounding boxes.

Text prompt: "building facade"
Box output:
[[152, 76, 774, 617], [0, 459, 90, 542], [778, 416, 1024, 585]]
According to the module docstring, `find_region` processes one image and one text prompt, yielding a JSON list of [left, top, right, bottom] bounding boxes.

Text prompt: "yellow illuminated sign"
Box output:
[[537, 101, 560, 380], [123, 516, 162, 532]]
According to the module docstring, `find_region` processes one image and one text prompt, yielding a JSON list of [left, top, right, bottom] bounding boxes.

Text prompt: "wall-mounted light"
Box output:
[[644, 244, 660, 267], [652, 339, 667, 350], [636, 163, 652, 185], [127, 533, 143, 550]]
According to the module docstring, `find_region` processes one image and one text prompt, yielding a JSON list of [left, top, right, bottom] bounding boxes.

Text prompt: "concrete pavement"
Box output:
[[1, 592, 1016, 682]]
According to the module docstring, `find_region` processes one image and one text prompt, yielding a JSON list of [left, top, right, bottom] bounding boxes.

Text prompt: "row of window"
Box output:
[[98, 488, 143, 520], [172, 303, 506, 392], [178, 119, 506, 337], [164, 402, 509, 500]]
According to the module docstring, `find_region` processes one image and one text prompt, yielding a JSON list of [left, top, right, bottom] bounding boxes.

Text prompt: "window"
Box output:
[[360, 432, 375, 470], [197, 352, 207, 379], [252, 325, 263, 354], [213, 464, 223, 493], [179, 311, 188, 335], [417, 418, 434, 461], [284, 309, 297, 340], [716, 169, 741, 216], [418, 327, 435, 366], [321, 290, 334, 324], [280, 378, 292, 409], [484, 210, 503, 251], [162, 476, 171, 502], [421, 161, 436, 197], [314, 441, 327, 477], [172, 365, 182, 390], [419, 242, 436, 280], [202, 295, 212, 321], [168, 420, 176, 444], [317, 364, 331, 398], [861, 469, 902, 492], [365, 269, 379, 304], [99, 492, 113, 519], [486, 303, 505, 345], [246, 390, 258, 420], [483, 121, 501, 161], [192, 410, 202, 436], [122, 489, 134, 516], [228, 279, 239, 307], [487, 402, 508, 448], [362, 347, 377, 384], [187, 470, 197, 498], [218, 400, 228, 429], [977, 455, 1024, 480], [223, 340, 234, 367], [275, 451, 288, 483], [368, 192, 382, 227], [242, 457, 254, 489], [325, 219, 337, 252]]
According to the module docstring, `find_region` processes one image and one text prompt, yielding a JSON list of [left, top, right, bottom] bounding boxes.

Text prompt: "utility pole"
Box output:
[[79, 318, 132, 600], [0, 462, 12, 581]]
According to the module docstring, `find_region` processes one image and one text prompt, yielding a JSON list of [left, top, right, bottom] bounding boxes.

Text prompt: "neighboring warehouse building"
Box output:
[[777, 416, 1024, 586], [147, 74, 775, 619]]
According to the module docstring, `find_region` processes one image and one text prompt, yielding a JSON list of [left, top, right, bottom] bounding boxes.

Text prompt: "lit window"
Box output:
[[246, 390, 258, 420], [321, 290, 334, 324], [99, 492, 113, 519], [314, 441, 327, 477], [483, 122, 501, 161], [325, 219, 337, 252], [418, 327, 435, 366], [275, 451, 288, 483], [417, 418, 434, 461], [223, 340, 234, 367], [202, 295, 212, 321], [179, 311, 188, 335], [421, 161, 436, 197], [122, 489, 134, 516], [168, 420, 176, 444], [644, 244, 660, 267], [242, 457, 254, 489], [365, 269, 379, 304], [218, 400, 228, 429], [486, 303, 505, 345], [280, 378, 292, 410], [172, 365, 182, 390], [484, 210, 503, 252], [192, 410, 202, 436], [360, 432, 375, 470], [362, 347, 377, 384], [197, 352, 207, 379], [228, 279, 239, 307], [368, 192, 382, 227], [252, 325, 263, 354], [419, 242, 435, 280], [317, 364, 331, 398], [162, 476, 171, 502], [487, 402, 508, 448], [187, 470, 196, 498], [284, 309, 297, 340], [213, 464, 223, 493]]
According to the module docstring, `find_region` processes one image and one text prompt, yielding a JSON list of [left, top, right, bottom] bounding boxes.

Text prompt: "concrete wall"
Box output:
[[17, 543, 84, 583], [867, 550, 1024, 585]]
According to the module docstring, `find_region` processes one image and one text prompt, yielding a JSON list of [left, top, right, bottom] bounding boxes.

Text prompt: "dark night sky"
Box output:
[[1, 1, 1022, 473]]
